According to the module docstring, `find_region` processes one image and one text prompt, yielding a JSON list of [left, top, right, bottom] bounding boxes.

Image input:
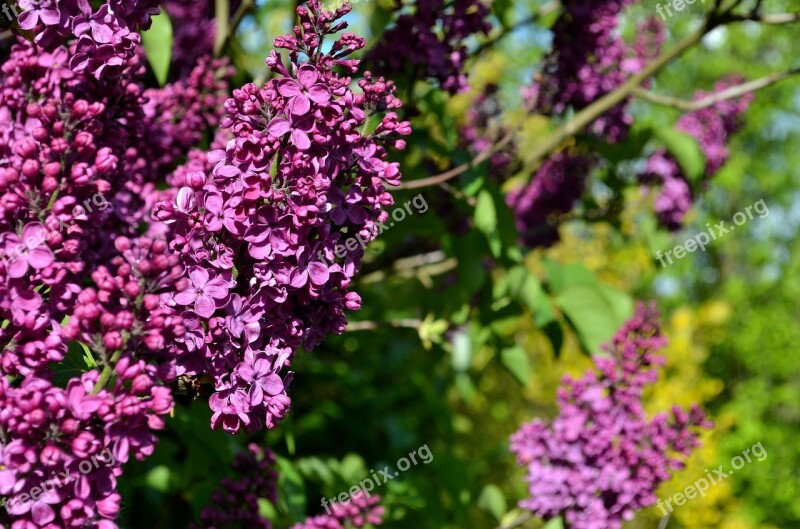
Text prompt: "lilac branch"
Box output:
[[634, 68, 800, 110]]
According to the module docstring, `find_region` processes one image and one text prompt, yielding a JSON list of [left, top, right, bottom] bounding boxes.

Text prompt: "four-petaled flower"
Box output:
[[237, 358, 285, 406], [277, 64, 330, 116], [2, 223, 54, 279], [173, 267, 230, 318]]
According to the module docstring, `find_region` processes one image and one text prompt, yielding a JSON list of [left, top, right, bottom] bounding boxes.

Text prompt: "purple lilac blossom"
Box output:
[[639, 77, 754, 229], [153, 0, 412, 434], [18, 0, 163, 80], [510, 303, 712, 529], [506, 152, 593, 248], [529, 3, 664, 142], [368, 0, 492, 94], [190, 443, 279, 529], [292, 491, 385, 529], [0, 3, 228, 522]]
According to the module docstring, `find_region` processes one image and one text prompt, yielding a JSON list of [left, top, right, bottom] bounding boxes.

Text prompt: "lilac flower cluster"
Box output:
[[154, 0, 411, 434], [143, 57, 234, 175], [0, 0, 227, 518], [640, 78, 754, 229], [17, 0, 163, 79], [164, 0, 242, 79], [293, 491, 385, 529], [506, 153, 593, 248], [191, 443, 278, 529], [0, 367, 173, 528], [529, 2, 664, 142], [368, 0, 492, 94], [464, 6, 666, 248], [510, 303, 711, 529]]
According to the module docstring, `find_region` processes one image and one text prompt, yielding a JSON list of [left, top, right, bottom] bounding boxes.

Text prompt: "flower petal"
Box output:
[[277, 79, 302, 97], [261, 374, 285, 396], [195, 295, 216, 318], [296, 64, 319, 87], [288, 94, 311, 116], [308, 262, 330, 286], [307, 84, 330, 104]]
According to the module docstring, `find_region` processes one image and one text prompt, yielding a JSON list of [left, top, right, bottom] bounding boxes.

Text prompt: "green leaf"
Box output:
[[141, 8, 173, 86], [503, 266, 543, 312], [543, 517, 565, 529], [474, 189, 497, 234], [542, 259, 598, 295], [555, 283, 633, 355], [145, 465, 172, 493], [257, 498, 278, 520], [277, 457, 306, 521], [295, 457, 336, 486], [653, 126, 707, 184], [50, 342, 96, 388], [474, 185, 523, 262], [477, 484, 507, 521], [501, 346, 532, 385]]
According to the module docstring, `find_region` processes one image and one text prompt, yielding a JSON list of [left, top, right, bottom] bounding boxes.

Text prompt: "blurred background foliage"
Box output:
[[118, 0, 800, 528]]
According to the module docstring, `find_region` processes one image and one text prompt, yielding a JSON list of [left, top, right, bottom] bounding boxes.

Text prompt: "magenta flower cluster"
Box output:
[[17, 0, 163, 79], [529, 2, 664, 142], [0, 365, 173, 528], [640, 78, 754, 229], [510, 303, 712, 529], [191, 443, 279, 529], [293, 491, 385, 529], [153, 0, 411, 434], [506, 152, 593, 248], [0, 0, 231, 523], [369, 0, 492, 94]]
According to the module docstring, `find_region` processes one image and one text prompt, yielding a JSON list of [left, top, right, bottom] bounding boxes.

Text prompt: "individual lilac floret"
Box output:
[[0, 222, 54, 278], [510, 303, 712, 529]]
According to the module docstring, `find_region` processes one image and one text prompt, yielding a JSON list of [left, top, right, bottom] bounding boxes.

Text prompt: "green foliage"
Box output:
[[141, 8, 173, 85]]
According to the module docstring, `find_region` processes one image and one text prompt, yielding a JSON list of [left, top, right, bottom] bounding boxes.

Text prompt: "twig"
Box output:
[[395, 129, 516, 190], [657, 513, 671, 529], [720, 12, 800, 25], [213, 0, 256, 57], [92, 350, 122, 394], [634, 67, 800, 110], [214, 0, 229, 56], [525, 24, 710, 165]]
